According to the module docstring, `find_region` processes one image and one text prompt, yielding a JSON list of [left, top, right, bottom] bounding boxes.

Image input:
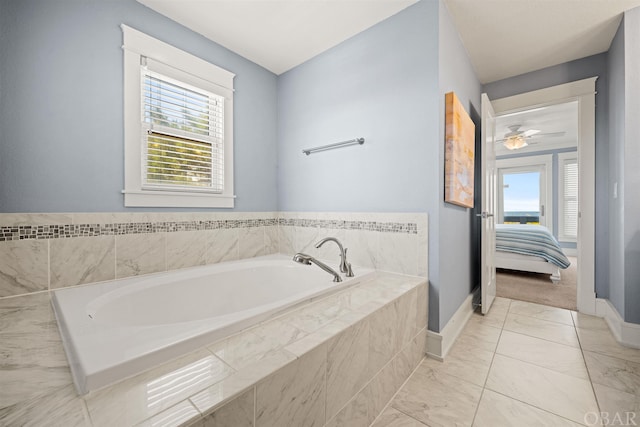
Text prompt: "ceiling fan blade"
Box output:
[[528, 131, 566, 138], [522, 129, 540, 137]]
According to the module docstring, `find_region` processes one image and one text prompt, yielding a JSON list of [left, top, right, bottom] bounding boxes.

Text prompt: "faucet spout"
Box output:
[[293, 253, 342, 282], [314, 237, 354, 277]]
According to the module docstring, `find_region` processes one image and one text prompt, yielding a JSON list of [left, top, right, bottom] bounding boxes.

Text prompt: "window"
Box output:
[[496, 154, 553, 231], [122, 25, 235, 207], [558, 153, 578, 241], [501, 171, 542, 225]]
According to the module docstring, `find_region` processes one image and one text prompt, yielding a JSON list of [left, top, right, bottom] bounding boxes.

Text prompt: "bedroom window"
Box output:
[[558, 153, 578, 242], [496, 154, 553, 231], [502, 171, 541, 225], [122, 25, 235, 208]]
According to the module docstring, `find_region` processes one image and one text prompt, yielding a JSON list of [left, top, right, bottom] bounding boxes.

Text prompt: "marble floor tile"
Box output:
[[286, 294, 353, 334], [205, 228, 239, 264], [116, 233, 166, 278], [238, 227, 266, 259], [0, 292, 54, 337], [485, 354, 599, 424], [473, 389, 584, 427], [190, 350, 296, 416], [577, 327, 640, 364], [135, 400, 200, 427], [85, 349, 234, 427], [504, 312, 580, 348], [255, 344, 325, 427], [0, 239, 49, 297], [326, 319, 370, 420], [571, 311, 609, 331], [491, 296, 512, 310], [456, 319, 503, 353], [50, 235, 115, 289], [592, 383, 639, 425], [371, 407, 428, 427], [391, 362, 483, 427], [325, 386, 370, 427], [496, 330, 588, 379], [209, 318, 305, 371], [508, 300, 574, 326], [471, 301, 510, 329], [422, 338, 494, 387], [584, 350, 640, 395], [0, 384, 89, 427], [196, 388, 254, 427], [166, 231, 207, 270], [0, 293, 74, 408]]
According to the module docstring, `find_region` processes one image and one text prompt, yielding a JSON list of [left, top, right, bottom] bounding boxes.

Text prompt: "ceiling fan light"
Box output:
[[504, 135, 528, 150]]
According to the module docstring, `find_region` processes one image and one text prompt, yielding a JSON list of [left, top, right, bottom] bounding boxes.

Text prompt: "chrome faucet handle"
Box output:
[[344, 248, 354, 277]]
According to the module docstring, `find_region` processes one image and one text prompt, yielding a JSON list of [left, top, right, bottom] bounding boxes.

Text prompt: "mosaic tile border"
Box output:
[[0, 218, 417, 242]]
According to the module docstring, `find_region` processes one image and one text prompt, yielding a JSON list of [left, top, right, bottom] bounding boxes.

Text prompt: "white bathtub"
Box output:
[[52, 254, 374, 395]]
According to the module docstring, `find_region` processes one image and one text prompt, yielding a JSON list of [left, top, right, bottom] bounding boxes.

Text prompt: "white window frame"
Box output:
[[558, 152, 578, 242], [496, 154, 553, 233], [122, 25, 235, 208]]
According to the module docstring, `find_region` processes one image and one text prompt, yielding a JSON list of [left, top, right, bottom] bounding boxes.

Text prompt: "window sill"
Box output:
[[122, 190, 235, 208]]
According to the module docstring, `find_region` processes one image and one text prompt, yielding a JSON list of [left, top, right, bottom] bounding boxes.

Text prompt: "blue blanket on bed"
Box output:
[[496, 224, 571, 269]]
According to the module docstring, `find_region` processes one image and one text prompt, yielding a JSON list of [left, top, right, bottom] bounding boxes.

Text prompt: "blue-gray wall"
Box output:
[[276, 0, 481, 333], [276, 0, 439, 213], [436, 2, 482, 332], [622, 8, 640, 324], [0, 0, 278, 212], [607, 20, 625, 319], [483, 53, 610, 299]]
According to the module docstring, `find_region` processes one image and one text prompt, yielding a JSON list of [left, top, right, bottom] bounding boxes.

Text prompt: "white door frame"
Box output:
[[492, 77, 597, 315]]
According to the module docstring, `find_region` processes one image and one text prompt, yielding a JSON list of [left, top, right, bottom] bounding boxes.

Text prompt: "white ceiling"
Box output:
[[138, 0, 640, 81], [137, 0, 417, 75], [444, 0, 640, 83], [494, 101, 578, 155]]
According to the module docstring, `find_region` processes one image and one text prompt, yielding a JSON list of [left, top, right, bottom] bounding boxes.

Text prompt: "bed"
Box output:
[[495, 224, 571, 284]]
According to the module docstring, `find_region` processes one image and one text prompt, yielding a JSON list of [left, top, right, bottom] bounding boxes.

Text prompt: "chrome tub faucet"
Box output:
[[314, 237, 354, 277], [292, 253, 342, 282]]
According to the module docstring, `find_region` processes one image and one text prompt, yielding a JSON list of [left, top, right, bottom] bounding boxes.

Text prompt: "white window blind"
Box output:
[[559, 156, 578, 241], [141, 68, 224, 193]]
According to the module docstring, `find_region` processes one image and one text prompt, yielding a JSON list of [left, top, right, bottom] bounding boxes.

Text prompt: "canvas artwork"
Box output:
[[444, 91, 475, 208]]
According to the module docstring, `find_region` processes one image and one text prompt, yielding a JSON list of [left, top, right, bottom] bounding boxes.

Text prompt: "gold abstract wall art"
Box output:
[[444, 91, 475, 208]]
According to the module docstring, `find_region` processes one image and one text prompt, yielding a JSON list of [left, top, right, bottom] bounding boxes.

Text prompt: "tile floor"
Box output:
[[373, 297, 640, 427]]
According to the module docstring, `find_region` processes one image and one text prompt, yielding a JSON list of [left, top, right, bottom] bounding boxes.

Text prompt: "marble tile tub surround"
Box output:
[[0, 211, 427, 298], [0, 271, 428, 427]]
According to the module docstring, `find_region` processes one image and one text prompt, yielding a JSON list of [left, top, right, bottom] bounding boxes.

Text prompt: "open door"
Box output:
[[480, 93, 497, 314]]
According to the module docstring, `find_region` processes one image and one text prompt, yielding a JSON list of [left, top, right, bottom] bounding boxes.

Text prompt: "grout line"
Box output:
[[575, 318, 604, 416], [47, 239, 51, 292], [253, 385, 257, 427], [369, 356, 428, 427], [470, 298, 510, 427]]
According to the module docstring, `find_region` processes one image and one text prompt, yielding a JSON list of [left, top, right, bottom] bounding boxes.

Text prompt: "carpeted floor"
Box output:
[[496, 256, 577, 310]]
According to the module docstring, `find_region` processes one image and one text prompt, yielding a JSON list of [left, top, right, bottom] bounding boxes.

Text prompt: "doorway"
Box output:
[[483, 77, 597, 315]]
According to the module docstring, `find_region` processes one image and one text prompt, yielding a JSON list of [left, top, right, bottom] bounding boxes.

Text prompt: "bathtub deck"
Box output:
[[0, 270, 428, 427]]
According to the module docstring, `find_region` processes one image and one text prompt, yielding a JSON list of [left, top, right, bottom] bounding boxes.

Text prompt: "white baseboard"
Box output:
[[426, 293, 475, 360], [595, 298, 640, 349]]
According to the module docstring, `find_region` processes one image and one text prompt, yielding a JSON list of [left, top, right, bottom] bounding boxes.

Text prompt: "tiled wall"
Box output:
[[0, 211, 428, 425], [194, 281, 428, 427], [0, 211, 428, 300]]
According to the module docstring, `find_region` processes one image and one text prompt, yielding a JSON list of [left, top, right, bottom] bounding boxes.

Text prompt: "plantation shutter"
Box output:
[[560, 158, 578, 240], [141, 68, 224, 193]]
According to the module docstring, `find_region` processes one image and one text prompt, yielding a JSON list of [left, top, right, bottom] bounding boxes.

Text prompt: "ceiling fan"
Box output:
[[497, 125, 565, 150]]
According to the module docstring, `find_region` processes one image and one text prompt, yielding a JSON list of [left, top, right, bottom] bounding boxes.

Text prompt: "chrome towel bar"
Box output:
[[302, 137, 365, 155]]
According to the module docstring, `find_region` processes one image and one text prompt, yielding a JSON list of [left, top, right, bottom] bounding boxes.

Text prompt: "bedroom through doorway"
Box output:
[[492, 101, 579, 311]]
